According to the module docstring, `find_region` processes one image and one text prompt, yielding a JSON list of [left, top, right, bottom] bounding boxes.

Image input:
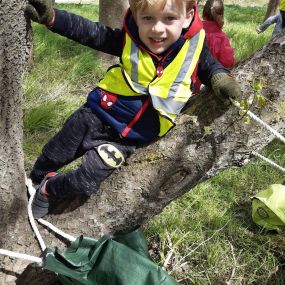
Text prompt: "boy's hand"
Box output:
[[210, 73, 242, 102], [25, 0, 54, 26]]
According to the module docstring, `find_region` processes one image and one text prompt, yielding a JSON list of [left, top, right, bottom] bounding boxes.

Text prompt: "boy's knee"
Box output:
[[78, 143, 133, 196], [96, 143, 126, 168]]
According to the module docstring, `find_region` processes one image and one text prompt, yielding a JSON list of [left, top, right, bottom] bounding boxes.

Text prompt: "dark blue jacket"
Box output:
[[50, 8, 228, 143]]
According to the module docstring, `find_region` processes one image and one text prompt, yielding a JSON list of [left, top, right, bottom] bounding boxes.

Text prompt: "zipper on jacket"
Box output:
[[156, 65, 163, 77], [155, 49, 173, 78]]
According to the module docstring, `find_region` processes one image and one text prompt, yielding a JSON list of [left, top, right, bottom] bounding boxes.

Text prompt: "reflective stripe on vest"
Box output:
[[97, 29, 205, 136]]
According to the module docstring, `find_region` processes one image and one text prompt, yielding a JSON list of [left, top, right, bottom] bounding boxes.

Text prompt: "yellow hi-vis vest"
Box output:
[[97, 30, 205, 137], [280, 0, 285, 11]]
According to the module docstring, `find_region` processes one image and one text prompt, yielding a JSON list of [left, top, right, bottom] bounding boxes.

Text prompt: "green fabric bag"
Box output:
[[252, 184, 285, 232], [43, 228, 178, 285]]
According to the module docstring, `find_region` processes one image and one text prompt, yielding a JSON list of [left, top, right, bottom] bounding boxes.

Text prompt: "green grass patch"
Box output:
[[146, 140, 285, 284], [224, 5, 272, 62]]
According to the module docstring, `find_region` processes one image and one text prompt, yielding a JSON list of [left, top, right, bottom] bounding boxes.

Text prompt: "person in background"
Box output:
[[256, 0, 285, 38], [25, 0, 241, 219], [202, 0, 235, 68], [193, 0, 235, 93]]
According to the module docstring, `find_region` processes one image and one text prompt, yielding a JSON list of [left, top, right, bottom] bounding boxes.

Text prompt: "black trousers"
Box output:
[[30, 105, 136, 198]]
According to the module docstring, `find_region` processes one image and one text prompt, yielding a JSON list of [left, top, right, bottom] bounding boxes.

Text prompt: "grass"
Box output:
[[23, 3, 285, 285], [146, 140, 285, 284]]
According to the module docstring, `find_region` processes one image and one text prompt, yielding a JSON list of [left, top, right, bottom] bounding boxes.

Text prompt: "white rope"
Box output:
[[0, 176, 45, 263], [26, 176, 47, 252], [231, 99, 285, 143], [0, 249, 42, 264], [231, 99, 285, 173], [252, 151, 285, 173], [38, 219, 76, 242], [246, 110, 285, 144], [0, 176, 76, 264], [26, 176, 76, 243]]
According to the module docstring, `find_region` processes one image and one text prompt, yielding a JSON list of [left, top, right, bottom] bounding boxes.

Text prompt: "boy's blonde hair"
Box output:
[[129, 0, 196, 14]]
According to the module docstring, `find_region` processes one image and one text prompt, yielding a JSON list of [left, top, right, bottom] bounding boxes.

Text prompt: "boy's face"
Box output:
[[134, 0, 194, 55]]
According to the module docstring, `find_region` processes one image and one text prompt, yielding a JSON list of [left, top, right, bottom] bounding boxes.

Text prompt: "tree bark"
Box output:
[[263, 0, 280, 22], [0, 2, 285, 282], [0, 0, 36, 284], [99, 0, 128, 28], [97, 0, 129, 66]]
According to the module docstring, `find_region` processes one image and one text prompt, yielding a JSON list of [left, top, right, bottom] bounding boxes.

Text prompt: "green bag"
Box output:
[[43, 228, 178, 285], [252, 184, 285, 232]]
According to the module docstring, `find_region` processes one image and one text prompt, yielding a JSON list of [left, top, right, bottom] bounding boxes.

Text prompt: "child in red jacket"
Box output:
[[193, 0, 235, 92], [202, 0, 235, 68]]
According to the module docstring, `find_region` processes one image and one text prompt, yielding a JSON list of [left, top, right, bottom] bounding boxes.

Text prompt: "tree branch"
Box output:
[[43, 33, 285, 239]]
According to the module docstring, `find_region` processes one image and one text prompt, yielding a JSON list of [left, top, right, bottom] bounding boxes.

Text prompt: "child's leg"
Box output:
[[257, 14, 279, 33], [44, 141, 135, 198], [272, 14, 283, 37], [30, 105, 112, 184]]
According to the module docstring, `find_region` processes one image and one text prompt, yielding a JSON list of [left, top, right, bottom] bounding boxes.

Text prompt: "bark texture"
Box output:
[[97, 0, 129, 66], [0, 0, 35, 284], [99, 0, 128, 28]]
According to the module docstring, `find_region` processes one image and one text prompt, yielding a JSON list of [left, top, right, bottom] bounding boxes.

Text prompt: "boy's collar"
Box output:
[[183, 5, 203, 39]]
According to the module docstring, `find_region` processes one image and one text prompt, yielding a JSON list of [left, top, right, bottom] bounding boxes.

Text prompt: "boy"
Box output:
[[25, 0, 241, 219]]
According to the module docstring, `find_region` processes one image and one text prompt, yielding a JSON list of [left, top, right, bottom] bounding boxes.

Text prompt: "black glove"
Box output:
[[32, 172, 57, 219], [210, 73, 242, 102], [25, 0, 54, 25]]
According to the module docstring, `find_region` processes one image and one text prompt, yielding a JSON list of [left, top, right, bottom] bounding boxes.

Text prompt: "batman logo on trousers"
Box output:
[[97, 144, 125, 168]]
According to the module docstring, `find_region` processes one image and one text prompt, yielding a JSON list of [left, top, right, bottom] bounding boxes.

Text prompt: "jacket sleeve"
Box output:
[[218, 36, 235, 68], [196, 41, 229, 86], [49, 9, 124, 57]]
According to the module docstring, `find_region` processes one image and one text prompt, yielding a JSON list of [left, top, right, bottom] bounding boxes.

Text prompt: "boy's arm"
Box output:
[[196, 42, 229, 85], [25, 0, 123, 56], [197, 43, 241, 101], [50, 9, 124, 56]]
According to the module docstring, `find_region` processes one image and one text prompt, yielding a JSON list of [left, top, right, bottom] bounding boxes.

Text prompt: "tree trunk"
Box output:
[[99, 0, 128, 28], [0, 0, 37, 284], [97, 0, 129, 66], [263, 0, 280, 22], [0, 1, 285, 281]]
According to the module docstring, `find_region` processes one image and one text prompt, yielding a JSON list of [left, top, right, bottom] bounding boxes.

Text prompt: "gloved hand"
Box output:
[[32, 172, 57, 219], [210, 73, 242, 102], [25, 0, 54, 26]]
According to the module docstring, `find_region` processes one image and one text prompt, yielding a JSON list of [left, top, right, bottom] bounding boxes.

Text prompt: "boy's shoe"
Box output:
[[256, 27, 262, 34], [32, 172, 57, 219]]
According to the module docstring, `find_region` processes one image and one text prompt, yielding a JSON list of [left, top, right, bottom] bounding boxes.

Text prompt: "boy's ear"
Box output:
[[183, 8, 195, 28]]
